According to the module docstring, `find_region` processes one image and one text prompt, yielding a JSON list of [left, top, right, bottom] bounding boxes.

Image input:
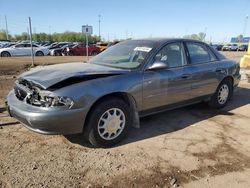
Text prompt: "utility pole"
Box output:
[[27, 27, 29, 40], [28, 17, 34, 67], [5, 15, 9, 40], [243, 15, 249, 41], [33, 27, 36, 41], [86, 33, 89, 60], [98, 14, 101, 41]]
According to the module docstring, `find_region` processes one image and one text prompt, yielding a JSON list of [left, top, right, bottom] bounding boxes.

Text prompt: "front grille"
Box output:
[[14, 85, 28, 101]]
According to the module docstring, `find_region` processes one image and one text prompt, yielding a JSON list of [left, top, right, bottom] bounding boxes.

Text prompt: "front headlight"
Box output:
[[43, 96, 74, 109]]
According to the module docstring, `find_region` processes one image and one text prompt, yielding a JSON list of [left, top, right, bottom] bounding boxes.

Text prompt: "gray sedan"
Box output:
[[6, 38, 241, 147]]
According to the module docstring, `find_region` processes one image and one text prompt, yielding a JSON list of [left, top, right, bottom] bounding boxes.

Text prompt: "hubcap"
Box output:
[[98, 108, 126, 140], [218, 84, 229, 105], [3, 52, 9, 57]]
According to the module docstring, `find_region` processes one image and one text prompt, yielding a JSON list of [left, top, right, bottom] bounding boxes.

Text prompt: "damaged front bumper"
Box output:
[[7, 90, 87, 135]]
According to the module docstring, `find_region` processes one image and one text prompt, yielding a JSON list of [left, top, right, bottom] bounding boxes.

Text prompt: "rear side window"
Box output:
[[78, 44, 85, 48], [186, 42, 216, 64]]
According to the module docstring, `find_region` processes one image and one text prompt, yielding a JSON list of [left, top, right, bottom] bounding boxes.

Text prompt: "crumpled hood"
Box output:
[[19, 62, 129, 89]]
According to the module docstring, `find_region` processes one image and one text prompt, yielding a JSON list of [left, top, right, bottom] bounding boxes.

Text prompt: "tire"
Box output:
[[84, 98, 132, 147], [55, 51, 61, 56], [68, 52, 74, 56], [209, 79, 233, 108], [1, 51, 11, 57], [91, 51, 98, 56], [35, 51, 44, 56]]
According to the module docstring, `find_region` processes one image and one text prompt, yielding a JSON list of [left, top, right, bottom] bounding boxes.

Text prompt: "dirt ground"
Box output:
[[1, 52, 250, 188]]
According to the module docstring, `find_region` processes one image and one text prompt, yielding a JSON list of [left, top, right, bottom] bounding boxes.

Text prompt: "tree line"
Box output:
[[1, 30, 245, 43], [0, 30, 100, 43]]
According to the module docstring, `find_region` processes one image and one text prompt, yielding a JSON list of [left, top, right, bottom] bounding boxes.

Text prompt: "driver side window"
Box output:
[[154, 42, 185, 68], [15, 44, 25, 48]]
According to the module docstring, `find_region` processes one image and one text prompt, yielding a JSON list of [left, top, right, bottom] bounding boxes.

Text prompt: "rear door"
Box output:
[[184, 42, 219, 98], [142, 42, 194, 110], [23, 44, 33, 56]]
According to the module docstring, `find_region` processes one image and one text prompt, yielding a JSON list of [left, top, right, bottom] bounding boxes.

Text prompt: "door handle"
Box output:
[[181, 74, 191, 79]]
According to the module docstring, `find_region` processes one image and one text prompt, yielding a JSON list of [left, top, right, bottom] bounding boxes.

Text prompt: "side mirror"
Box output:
[[147, 61, 168, 71]]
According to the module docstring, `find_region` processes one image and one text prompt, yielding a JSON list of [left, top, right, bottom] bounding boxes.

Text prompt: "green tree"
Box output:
[[0, 30, 11, 40], [198, 32, 206, 41], [183, 32, 206, 41], [0, 31, 101, 42]]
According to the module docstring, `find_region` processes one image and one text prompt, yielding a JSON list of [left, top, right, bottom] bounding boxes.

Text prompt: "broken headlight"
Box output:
[[43, 96, 74, 109]]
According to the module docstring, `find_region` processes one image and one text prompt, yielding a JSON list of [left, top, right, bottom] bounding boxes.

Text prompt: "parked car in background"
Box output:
[[229, 44, 239, 51], [44, 42, 57, 48], [48, 42, 70, 50], [210, 44, 223, 51], [221, 44, 231, 51], [96, 41, 109, 52], [0, 40, 11, 48], [6, 38, 241, 147], [50, 43, 75, 56], [0, 43, 49, 57], [238, 44, 248, 51], [63, 43, 100, 56], [0, 42, 16, 48]]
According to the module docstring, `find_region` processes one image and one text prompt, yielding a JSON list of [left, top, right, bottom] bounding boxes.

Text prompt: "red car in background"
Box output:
[[63, 43, 100, 56]]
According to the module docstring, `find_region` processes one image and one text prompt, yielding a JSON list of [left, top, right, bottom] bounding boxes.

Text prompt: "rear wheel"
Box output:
[[35, 51, 44, 56], [55, 51, 61, 56], [1, 51, 11, 57], [91, 51, 98, 56], [84, 98, 132, 147], [209, 79, 233, 108]]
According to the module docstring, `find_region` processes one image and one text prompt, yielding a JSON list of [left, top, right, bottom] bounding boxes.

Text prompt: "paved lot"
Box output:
[[1, 53, 250, 187]]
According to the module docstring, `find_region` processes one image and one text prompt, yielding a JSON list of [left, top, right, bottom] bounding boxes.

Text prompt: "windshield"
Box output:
[[89, 40, 155, 69]]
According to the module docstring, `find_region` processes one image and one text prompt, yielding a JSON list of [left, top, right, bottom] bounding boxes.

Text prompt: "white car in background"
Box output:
[[229, 44, 239, 51], [0, 43, 49, 57]]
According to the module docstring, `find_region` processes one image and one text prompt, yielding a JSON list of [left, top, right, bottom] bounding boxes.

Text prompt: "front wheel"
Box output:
[[1, 51, 11, 57], [84, 98, 132, 147], [209, 79, 233, 108]]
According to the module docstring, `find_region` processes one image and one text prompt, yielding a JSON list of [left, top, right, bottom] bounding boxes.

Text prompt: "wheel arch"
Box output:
[[218, 75, 234, 99], [35, 51, 44, 56], [83, 92, 140, 133], [1, 51, 11, 57], [220, 75, 234, 87]]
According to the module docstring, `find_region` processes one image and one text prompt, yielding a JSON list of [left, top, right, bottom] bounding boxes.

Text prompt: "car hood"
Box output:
[[18, 62, 130, 89], [0, 47, 13, 51]]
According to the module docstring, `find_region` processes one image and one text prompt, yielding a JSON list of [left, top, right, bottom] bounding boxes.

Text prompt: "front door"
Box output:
[[13, 43, 26, 56], [142, 42, 194, 111]]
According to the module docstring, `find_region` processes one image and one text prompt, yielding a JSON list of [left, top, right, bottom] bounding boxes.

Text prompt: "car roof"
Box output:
[[129, 38, 206, 45]]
